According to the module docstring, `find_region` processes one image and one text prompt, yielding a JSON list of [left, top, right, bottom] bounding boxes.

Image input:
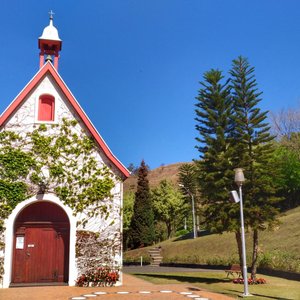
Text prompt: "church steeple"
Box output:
[[38, 11, 62, 70]]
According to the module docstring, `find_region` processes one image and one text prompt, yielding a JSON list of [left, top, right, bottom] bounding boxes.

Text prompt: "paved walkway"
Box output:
[[0, 272, 234, 300]]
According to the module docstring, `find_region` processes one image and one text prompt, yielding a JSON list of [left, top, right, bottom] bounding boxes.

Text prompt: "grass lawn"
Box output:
[[130, 271, 300, 300], [124, 207, 300, 272]]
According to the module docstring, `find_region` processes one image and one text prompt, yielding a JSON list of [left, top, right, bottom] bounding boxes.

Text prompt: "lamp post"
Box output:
[[234, 168, 250, 297], [179, 184, 197, 239]]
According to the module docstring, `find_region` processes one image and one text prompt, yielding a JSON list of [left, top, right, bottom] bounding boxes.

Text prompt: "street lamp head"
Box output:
[[179, 183, 189, 194], [234, 168, 245, 186]]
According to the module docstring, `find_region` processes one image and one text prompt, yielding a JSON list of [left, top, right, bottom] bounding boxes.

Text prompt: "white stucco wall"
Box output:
[[0, 72, 123, 287]]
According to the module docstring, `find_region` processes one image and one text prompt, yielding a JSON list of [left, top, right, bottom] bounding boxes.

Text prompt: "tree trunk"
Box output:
[[166, 221, 172, 239], [235, 230, 243, 270], [251, 229, 259, 280]]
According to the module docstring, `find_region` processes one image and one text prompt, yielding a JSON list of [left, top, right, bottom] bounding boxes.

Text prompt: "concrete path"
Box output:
[[0, 272, 234, 300], [123, 265, 224, 273]]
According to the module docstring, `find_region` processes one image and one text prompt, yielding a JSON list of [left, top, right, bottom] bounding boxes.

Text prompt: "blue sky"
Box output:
[[1, 0, 300, 170]]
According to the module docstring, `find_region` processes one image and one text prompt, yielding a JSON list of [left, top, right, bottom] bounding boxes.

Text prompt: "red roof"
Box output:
[[0, 62, 130, 179]]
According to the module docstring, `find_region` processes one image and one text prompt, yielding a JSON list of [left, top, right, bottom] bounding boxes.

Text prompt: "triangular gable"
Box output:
[[0, 62, 130, 179]]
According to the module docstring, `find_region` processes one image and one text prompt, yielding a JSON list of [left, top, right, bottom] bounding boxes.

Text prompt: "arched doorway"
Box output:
[[12, 201, 70, 284]]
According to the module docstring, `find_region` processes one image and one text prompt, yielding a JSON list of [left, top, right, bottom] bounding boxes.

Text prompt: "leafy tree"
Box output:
[[272, 145, 300, 210], [270, 107, 300, 209], [194, 69, 236, 234], [122, 191, 135, 250], [151, 179, 187, 239], [230, 56, 280, 279], [129, 160, 155, 248]]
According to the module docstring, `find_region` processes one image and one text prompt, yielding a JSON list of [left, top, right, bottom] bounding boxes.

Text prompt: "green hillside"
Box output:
[[124, 206, 300, 273]]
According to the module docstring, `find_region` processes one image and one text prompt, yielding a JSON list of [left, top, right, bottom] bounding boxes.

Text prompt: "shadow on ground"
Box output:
[[134, 273, 236, 299], [227, 289, 293, 300], [132, 273, 228, 285], [173, 230, 211, 241]]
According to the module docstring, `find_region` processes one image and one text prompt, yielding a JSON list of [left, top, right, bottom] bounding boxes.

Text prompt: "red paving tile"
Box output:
[[0, 273, 234, 300]]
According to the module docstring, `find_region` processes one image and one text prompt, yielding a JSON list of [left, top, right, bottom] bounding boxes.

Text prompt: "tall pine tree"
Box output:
[[129, 160, 155, 248], [195, 59, 280, 280], [195, 69, 237, 233], [230, 56, 280, 279]]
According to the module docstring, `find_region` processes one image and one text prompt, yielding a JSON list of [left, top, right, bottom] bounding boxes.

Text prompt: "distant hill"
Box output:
[[123, 162, 191, 193]]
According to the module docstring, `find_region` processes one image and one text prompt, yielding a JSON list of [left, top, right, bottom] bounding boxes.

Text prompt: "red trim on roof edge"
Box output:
[[0, 62, 130, 179]]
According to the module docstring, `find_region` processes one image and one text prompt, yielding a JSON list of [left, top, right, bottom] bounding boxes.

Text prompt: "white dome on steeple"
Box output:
[[38, 11, 62, 70], [39, 13, 61, 41]]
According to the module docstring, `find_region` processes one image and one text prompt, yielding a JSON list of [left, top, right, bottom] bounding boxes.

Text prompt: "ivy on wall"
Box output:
[[76, 230, 121, 273], [0, 119, 119, 280]]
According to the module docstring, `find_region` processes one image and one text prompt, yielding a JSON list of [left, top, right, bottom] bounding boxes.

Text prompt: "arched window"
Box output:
[[38, 94, 55, 121]]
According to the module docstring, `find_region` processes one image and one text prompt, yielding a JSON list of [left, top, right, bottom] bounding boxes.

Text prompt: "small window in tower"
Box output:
[[38, 95, 55, 121]]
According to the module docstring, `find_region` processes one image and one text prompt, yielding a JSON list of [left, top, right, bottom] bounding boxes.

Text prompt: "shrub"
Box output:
[[175, 229, 189, 237], [206, 255, 238, 266], [258, 250, 300, 273], [75, 267, 119, 287], [233, 277, 266, 284], [123, 253, 151, 264]]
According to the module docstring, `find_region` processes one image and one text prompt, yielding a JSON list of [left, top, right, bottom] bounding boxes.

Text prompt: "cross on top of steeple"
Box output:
[[49, 10, 55, 20]]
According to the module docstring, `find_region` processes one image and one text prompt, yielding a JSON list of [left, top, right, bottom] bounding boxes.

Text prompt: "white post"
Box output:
[[140, 256, 143, 267], [191, 194, 196, 239], [179, 184, 196, 239], [239, 185, 250, 296]]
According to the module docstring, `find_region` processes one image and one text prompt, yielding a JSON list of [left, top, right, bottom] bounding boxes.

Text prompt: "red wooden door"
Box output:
[[12, 202, 70, 284], [12, 225, 69, 283]]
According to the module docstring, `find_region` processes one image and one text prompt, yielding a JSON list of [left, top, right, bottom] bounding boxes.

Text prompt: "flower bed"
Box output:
[[76, 267, 120, 287], [233, 277, 266, 284]]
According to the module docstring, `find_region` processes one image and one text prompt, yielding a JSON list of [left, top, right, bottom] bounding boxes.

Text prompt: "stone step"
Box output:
[[148, 251, 161, 254], [149, 253, 161, 257], [148, 247, 163, 266]]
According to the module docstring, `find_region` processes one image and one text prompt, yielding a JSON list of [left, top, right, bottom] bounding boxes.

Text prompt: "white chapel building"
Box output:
[[0, 15, 129, 288]]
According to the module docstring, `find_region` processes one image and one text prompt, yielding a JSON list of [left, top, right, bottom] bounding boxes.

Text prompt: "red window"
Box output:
[[38, 95, 55, 121]]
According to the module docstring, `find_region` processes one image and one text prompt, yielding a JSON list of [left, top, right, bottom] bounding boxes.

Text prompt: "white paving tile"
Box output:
[[93, 291, 108, 295], [160, 290, 173, 293]]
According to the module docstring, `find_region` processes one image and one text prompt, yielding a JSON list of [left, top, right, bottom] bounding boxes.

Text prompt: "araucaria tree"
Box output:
[[230, 56, 280, 279], [195, 58, 280, 280], [178, 163, 202, 231], [195, 69, 236, 233], [178, 163, 198, 196], [129, 160, 155, 248]]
